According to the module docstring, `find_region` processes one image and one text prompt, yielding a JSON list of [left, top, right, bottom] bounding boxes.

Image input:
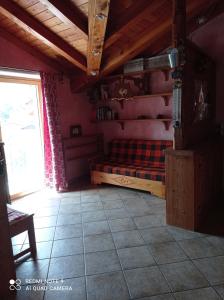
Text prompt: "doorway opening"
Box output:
[[0, 74, 44, 200]]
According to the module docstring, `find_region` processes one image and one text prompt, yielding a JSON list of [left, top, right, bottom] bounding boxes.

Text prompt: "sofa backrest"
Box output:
[[108, 139, 173, 168]]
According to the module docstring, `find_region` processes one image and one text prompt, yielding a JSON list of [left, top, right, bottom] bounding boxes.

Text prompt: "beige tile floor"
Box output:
[[9, 185, 224, 300]]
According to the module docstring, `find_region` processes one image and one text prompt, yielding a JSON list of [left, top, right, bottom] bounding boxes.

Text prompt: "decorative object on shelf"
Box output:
[[111, 76, 133, 101], [145, 54, 170, 70], [124, 58, 145, 74], [87, 85, 101, 104], [96, 106, 118, 121], [70, 125, 82, 137], [100, 84, 110, 101]]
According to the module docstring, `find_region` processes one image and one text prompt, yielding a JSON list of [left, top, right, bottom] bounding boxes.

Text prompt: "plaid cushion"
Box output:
[[136, 168, 165, 182], [92, 161, 136, 177], [112, 164, 136, 177], [92, 162, 115, 173], [109, 139, 172, 168]]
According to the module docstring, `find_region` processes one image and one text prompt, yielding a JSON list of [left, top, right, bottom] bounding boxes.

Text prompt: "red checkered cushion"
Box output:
[[136, 167, 165, 182], [112, 164, 136, 177], [93, 162, 115, 173], [92, 161, 136, 177], [109, 139, 172, 168]]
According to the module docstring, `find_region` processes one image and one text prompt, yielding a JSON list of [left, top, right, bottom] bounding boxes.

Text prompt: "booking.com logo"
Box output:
[[9, 279, 21, 291]]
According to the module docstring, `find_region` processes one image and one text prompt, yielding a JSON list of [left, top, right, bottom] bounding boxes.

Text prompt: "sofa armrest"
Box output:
[[88, 153, 108, 167]]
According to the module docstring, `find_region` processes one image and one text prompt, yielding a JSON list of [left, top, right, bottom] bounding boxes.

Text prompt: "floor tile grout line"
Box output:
[[171, 286, 223, 299], [43, 196, 61, 300], [81, 200, 89, 300], [108, 220, 133, 300], [177, 238, 224, 261]]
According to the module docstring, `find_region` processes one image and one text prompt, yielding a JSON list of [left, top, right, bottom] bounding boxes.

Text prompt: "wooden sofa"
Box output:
[[91, 139, 173, 198]]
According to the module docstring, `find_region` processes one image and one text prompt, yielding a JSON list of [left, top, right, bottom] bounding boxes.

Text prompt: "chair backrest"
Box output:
[[108, 139, 173, 168]]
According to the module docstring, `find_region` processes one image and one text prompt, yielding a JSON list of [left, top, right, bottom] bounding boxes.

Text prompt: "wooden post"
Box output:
[[0, 143, 16, 297], [172, 0, 186, 48]]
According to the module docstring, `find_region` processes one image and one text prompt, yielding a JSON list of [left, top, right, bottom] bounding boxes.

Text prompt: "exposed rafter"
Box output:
[[38, 0, 88, 37], [187, 0, 224, 34], [0, 0, 87, 72], [87, 0, 110, 77], [101, 0, 215, 76], [104, 0, 167, 50], [0, 26, 71, 74]]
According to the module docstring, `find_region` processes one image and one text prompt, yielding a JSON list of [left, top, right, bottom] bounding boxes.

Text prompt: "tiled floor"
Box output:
[[10, 185, 224, 300]]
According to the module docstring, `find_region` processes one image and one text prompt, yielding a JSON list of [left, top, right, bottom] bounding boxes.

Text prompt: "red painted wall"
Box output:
[[0, 36, 96, 180], [96, 71, 174, 150]]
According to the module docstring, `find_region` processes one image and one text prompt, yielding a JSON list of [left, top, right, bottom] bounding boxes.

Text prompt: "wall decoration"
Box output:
[[193, 80, 209, 122], [70, 125, 82, 137], [111, 76, 134, 101], [100, 84, 110, 101]]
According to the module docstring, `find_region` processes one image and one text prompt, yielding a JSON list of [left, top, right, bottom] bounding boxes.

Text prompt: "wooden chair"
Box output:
[[7, 206, 37, 260]]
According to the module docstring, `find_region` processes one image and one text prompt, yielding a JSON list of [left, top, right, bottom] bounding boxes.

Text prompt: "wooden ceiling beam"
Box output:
[[38, 0, 88, 37], [104, 0, 167, 50], [87, 0, 110, 77], [101, 0, 215, 76], [0, 26, 72, 74], [0, 0, 87, 71], [187, 0, 224, 34]]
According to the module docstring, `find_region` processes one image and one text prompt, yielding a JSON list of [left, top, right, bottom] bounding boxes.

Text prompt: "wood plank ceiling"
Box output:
[[0, 0, 223, 86]]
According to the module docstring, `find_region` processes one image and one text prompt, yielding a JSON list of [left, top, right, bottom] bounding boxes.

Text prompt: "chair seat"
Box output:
[[7, 206, 28, 224]]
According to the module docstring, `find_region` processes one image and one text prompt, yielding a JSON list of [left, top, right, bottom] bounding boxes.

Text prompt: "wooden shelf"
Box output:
[[105, 92, 172, 109], [62, 134, 98, 141], [67, 152, 98, 162], [65, 141, 97, 150], [92, 118, 172, 130]]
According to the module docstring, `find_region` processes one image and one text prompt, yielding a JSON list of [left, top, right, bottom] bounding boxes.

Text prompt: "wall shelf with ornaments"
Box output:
[[107, 92, 172, 109], [92, 118, 172, 131]]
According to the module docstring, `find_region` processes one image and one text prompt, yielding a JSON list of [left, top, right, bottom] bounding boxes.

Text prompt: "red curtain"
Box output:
[[41, 72, 67, 191]]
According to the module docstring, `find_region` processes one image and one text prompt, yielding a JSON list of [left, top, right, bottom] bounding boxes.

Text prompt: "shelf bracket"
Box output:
[[118, 100, 124, 109], [162, 95, 170, 106], [117, 121, 125, 130], [162, 70, 170, 81], [162, 120, 171, 131]]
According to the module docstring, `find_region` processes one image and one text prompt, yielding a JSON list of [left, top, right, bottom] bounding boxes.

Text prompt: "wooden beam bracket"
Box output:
[[162, 95, 170, 106]]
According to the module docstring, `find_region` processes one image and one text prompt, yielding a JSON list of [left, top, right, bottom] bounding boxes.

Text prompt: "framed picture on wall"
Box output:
[[70, 125, 82, 137]]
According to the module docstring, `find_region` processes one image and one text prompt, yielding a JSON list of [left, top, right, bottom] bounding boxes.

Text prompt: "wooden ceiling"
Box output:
[[0, 0, 223, 87]]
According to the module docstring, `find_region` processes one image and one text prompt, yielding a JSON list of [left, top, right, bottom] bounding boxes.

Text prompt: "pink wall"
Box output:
[[0, 35, 96, 181], [96, 70, 174, 150]]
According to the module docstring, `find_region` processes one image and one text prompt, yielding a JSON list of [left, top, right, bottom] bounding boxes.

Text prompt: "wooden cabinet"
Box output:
[[0, 143, 16, 297], [62, 134, 103, 186], [166, 140, 222, 230]]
